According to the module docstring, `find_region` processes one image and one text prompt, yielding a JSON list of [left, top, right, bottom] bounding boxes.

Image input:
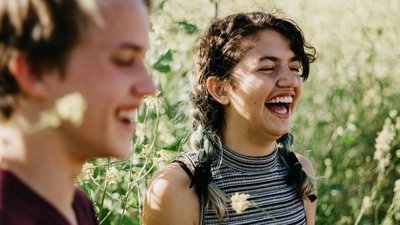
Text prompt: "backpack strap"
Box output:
[[173, 156, 207, 225]]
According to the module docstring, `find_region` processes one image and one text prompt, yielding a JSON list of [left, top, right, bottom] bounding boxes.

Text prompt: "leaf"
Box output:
[[152, 49, 174, 73], [153, 64, 171, 73], [177, 20, 198, 35]]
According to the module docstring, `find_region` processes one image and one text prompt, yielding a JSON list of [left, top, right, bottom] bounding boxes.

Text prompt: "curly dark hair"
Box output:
[[190, 12, 317, 218]]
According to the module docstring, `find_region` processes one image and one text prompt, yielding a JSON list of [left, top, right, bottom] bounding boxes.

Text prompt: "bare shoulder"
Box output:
[[295, 153, 316, 176], [142, 162, 199, 225]]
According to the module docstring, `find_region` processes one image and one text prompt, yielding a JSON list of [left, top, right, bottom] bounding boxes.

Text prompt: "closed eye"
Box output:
[[290, 67, 300, 72], [259, 67, 275, 73], [290, 66, 303, 76], [112, 57, 135, 67]]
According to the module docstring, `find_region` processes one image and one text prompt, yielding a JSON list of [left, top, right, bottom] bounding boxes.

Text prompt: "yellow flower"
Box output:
[[230, 192, 250, 214]]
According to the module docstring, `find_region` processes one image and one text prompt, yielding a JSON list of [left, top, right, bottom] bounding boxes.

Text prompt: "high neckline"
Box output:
[[217, 145, 278, 172]]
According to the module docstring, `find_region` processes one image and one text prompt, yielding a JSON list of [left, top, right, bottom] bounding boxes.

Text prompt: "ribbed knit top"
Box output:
[[199, 146, 306, 225]]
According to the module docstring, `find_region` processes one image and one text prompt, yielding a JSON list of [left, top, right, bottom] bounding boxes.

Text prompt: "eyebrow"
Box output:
[[115, 43, 147, 52], [259, 55, 300, 62]]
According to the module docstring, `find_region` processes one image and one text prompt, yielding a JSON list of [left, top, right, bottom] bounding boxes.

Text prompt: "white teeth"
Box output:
[[117, 110, 137, 122], [266, 96, 293, 104]]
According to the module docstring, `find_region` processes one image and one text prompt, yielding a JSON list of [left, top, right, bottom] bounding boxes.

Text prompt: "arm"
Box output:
[[142, 163, 199, 225], [296, 154, 317, 225]]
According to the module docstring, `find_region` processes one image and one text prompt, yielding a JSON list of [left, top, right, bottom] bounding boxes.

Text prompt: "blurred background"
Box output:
[[79, 0, 400, 224]]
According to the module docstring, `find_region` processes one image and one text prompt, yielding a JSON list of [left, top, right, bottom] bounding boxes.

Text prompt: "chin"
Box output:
[[96, 144, 131, 159], [273, 129, 291, 138], [111, 146, 131, 158]]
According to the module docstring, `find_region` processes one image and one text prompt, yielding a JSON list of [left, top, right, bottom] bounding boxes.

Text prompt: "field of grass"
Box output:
[[79, 0, 400, 224]]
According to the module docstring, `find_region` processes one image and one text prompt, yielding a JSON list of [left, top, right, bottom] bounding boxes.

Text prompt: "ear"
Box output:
[[206, 76, 230, 105], [8, 52, 48, 99]]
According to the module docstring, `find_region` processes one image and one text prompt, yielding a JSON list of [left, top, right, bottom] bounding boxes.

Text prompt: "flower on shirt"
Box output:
[[230, 192, 250, 214]]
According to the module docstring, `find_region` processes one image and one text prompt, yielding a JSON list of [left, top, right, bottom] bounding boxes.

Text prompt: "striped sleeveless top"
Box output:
[[182, 146, 306, 225]]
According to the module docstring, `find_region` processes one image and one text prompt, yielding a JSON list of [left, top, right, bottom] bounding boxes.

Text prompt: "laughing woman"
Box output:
[[143, 12, 318, 225], [0, 0, 155, 224]]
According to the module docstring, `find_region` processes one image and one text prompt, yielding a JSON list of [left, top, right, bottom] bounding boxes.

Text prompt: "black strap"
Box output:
[[173, 160, 206, 225], [173, 160, 193, 178]]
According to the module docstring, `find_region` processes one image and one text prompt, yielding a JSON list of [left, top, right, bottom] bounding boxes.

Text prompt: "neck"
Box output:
[[0, 124, 83, 225], [222, 128, 277, 156]]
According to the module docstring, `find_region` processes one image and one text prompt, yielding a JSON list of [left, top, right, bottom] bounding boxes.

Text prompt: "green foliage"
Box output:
[[152, 49, 174, 73], [78, 0, 400, 224]]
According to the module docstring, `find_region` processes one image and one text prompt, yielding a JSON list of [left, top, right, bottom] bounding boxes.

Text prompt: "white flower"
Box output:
[[374, 118, 396, 161], [39, 109, 61, 128], [230, 192, 250, 214], [141, 144, 153, 156], [135, 122, 146, 144], [81, 162, 95, 181], [55, 92, 87, 126], [144, 96, 161, 110], [362, 196, 372, 210], [389, 110, 398, 118], [105, 166, 119, 185], [157, 149, 175, 163], [394, 180, 400, 209]]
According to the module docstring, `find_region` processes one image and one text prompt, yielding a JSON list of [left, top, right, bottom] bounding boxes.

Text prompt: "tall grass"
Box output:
[[78, 0, 400, 224]]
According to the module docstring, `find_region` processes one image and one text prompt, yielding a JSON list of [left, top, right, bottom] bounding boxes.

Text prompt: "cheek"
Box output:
[[296, 79, 304, 95]]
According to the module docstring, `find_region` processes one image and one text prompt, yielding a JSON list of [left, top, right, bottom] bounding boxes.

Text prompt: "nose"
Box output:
[[131, 63, 157, 96], [276, 66, 300, 88]]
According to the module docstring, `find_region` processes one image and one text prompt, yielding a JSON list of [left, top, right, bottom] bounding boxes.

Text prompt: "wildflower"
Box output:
[[389, 110, 398, 118], [141, 144, 153, 156], [324, 158, 332, 178], [144, 96, 161, 110], [394, 180, 400, 208], [335, 126, 344, 136], [135, 122, 146, 144], [81, 162, 95, 181], [231, 192, 250, 214], [361, 196, 372, 210], [105, 166, 119, 185], [55, 92, 87, 126], [39, 110, 61, 128], [374, 118, 396, 161], [157, 149, 175, 163], [382, 217, 393, 225]]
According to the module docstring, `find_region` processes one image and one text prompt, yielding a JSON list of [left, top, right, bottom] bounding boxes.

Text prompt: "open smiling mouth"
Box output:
[[265, 96, 292, 114], [117, 109, 137, 125]]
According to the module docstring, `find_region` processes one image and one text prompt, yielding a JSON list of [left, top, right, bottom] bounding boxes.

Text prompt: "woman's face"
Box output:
[[223, 29, 303, 144], [41, 0, 155, 159]]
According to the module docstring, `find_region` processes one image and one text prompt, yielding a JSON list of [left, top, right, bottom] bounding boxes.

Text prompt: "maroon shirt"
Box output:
[[0, 169, 99, 225]]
